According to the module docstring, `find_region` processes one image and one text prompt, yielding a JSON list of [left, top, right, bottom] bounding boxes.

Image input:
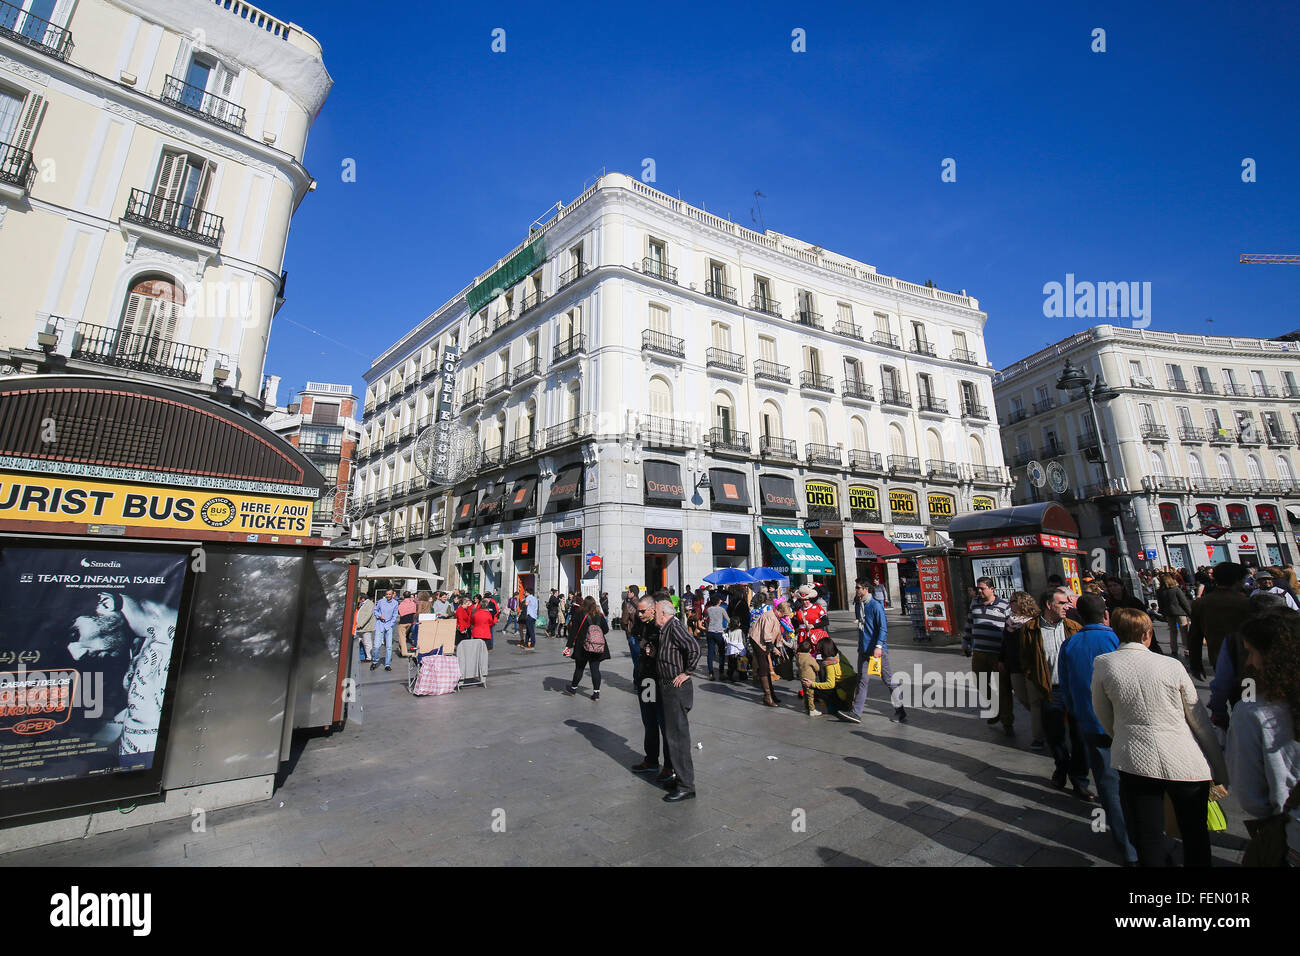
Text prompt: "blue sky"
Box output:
[[262, 0, 1299, 403]]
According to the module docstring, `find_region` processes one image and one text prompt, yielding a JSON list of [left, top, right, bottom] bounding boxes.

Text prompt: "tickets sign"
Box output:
[[0, 472, 313, 535], [964, 533, 1079, 553]]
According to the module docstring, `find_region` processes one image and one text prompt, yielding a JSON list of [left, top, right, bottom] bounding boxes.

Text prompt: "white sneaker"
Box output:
[[808, 710, 823, 718]]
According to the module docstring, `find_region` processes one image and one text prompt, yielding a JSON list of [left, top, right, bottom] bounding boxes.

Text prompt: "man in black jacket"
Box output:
[[649, 599, 701, 802], [546, 589, 561, 639]]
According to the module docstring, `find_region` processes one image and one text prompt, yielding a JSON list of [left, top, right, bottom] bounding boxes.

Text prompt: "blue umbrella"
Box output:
[[704, 568, 758, 586], [745, 566, 790, 584]]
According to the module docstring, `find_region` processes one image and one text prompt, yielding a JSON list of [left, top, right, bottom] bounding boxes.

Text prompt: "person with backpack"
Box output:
[[563, 596, 610, 701]]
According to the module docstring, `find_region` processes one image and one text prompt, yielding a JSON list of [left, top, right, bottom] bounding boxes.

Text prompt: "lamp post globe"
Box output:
[[1056, 359, 1089, 392]]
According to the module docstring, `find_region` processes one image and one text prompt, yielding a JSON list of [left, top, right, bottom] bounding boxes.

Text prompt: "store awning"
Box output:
[[854, 531, 902, 559], [644, 460, 685, 504], [477, 484, 506, 523], [452, 492, 478, 529], [759, 474, 798, 515], [547, 464, 583, 512], [710, 468, 751, 509], [506, 477, 538, 517], [760, 524, 834, 574]]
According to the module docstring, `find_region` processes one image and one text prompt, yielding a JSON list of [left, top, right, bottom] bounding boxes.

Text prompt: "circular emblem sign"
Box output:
[[1046, 461, 1069, 494], [201, 497, 236, 527]]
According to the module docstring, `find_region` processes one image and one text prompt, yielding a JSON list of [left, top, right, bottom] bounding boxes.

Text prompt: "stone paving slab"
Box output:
[[0, 612, 1251, 866]]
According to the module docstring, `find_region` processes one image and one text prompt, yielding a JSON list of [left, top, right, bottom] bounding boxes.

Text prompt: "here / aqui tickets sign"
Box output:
[[964, 533, 1079, 553], [0, 471, 314, 536]]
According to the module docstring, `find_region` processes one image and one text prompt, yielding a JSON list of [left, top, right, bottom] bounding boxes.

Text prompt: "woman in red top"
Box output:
[[454, 597, 473, 645], [470, 598, 497, 650], [793, 585, 825, 641]]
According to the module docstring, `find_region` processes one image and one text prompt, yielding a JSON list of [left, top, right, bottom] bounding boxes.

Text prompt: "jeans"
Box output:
[[851, 631, 900, 716], [1042, 686, 1089, 788], [570, 659, 602, 691], [521, 615, 536, 648], [1119, 771, 1211, 867], [374, 622, 394, 666], [706, 632, 726, 675], [1085, 733, 1137, 863], [661, 680, 695, 791]]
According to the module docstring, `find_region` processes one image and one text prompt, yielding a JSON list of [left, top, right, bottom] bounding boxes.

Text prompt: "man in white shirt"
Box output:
[[1250, 570, 1299, 611], [521, 588, 539, 649]]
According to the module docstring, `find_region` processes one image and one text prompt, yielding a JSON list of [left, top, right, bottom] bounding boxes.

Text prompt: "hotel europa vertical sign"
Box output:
[[433, 344, 461, 467]]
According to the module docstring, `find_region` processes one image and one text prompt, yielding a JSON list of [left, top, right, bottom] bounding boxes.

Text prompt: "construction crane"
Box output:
[[1240, 254, 1300, 264]]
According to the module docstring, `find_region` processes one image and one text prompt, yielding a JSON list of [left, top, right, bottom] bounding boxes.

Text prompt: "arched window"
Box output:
[[1247, 455, 1263, 481], [1217, 454, 1234, 481], [649, 376, 673, 417], [1189, 453, 1205, 481], [761, 400, 783, 439], [889, 423, 907, 457], [1277, 455, 1295, 484], [926, 429, 943, 463], [850, 416, 868, 452], [968, 434, 986, 468], [808, 409, 828, 446], [120, 275, 185, 362], [713, 391, 735, 436], [515, 400, 535, 442], [1150, 451, 1166, 477]]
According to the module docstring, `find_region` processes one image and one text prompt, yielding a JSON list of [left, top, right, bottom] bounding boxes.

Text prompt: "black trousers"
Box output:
[[661, 680, 695, 791], [634, 661, 671, 771], [570, 658, 602, 691], [1119, 771, 1212, 867]]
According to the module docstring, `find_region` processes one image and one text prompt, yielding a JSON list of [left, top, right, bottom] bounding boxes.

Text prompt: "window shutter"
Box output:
[[851, 418, 867, 451], [11, 92, 46, 154], [120, 290, 148, 338], [760, 336, 775, 362]]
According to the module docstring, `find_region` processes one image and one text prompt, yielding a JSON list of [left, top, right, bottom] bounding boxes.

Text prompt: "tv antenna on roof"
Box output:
[[752, 190, 767, 231]]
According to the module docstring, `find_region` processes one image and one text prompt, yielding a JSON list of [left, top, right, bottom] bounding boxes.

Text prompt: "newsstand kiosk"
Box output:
[[0, 375, 358, 851], [947, 503, 1084, 604]]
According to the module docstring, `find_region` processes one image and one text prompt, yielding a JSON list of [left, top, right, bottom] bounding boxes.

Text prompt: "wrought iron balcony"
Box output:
[[918, 395, 948, 414], [871, 331, 900, 349], [467, 325, 490, 348], [962, 401, 989, 420], [1032, 399, 1056, 415], [70, 322, 207, 382], [1267, 430, 1295, 447], [1238, 429, 1263, 447], [1194, 381, 1218, 395], [888, 455, 922, 476], [749, 295, 781, 317], [834, 319, 863, 340], [543, 414, 592, 449], [754, 359, 791, 384], [505, 436, 535, 461], [376, 486, 392, 503], [512, 356, 541, 385], [1077, 432, 1101, 450], [1190, 477, 1225, 493], [642, 328, 685, 358], [951, 348, 978, 365], [485, 371, 509, 397], [0, 0, 73, 60], [1229, 478, 1257, 495], [1253, 385, 1279, 398], [558, 262, 587, 289], [1140, 423, 1169, 441], [520, 290, 544, 314], [850, 450, 883, 473], [1011, 451, 1035, 467], [971, 465, 1004, 484], [806, 443, 841, 466], [408, 520, 426, 540], [1167, 379, 1192, 393], [1207, 428, 1235, 445], [553, 333, 586, 364], [708, 426, 750, 454], [842, 379, 875, 403], [1084, 479, 1130, 498], [1286, 385, 1300, 399], [928, 459, 960, 480], [1257, 479, 1287, 494], [493, 310, 515, 332], [1224, 383, 1250, 397], [123, 188, 223, 248], [795, 310, 823, 329], [800, 370, 834, 393], [480, 444, 502, 468], [705, 279, 736, 303], [1039, 444, 1065, 459], [640, 414, 691, 448], [0, 140, 35, 191], [1142, 476, 1189, 493], [760, 435, 797, 460], [460, 385, 483, 410], [880, 387, 911, 408], [642, 257, 677, 283], [160, 75, 246, 132], [1178, 426, 1206, 442], [910, 340, 937, 357], [706, 347, 745, 374]]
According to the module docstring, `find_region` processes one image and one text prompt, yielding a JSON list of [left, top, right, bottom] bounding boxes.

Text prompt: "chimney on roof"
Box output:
[[261, 374, 281, 409]]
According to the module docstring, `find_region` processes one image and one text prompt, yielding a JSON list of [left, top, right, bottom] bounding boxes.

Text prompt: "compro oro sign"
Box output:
[[805, 480, 838, 511], [0, 473, 314, 535], [888, 489, 918, 520], [972, 495, 996, 512], [849, 485, 882, 523]]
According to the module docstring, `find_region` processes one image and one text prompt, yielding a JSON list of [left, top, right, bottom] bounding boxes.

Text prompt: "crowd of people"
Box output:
[[964, 562, 1299, 867]]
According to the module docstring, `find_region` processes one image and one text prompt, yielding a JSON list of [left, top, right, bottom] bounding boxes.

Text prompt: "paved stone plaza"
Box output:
[[0, 612, 1251, 867]]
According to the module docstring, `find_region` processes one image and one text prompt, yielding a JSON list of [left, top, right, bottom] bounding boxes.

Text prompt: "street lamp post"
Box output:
[[1056, 359, 1137, 590]]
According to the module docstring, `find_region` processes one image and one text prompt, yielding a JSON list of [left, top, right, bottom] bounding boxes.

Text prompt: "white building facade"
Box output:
[[357, 173, 1010, 608], [0, 0, 331, 415], [994, 325, 1300, 573], [263, 381, 361, 536]]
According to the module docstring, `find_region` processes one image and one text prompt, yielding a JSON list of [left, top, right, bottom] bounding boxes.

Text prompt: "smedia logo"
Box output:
[[79, 558, 122, 568], [19, 572, 33, 583]]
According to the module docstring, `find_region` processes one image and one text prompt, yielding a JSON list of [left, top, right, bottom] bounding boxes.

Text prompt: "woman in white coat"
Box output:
[[1092, 608, 1228, 866]]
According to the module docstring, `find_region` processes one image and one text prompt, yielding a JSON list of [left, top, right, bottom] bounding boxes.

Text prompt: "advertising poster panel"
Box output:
[[1061, 555, 1082, 594], [0, 545, 187, 812], [971, 555, 1025, 603], [916, 556, 953, 634]]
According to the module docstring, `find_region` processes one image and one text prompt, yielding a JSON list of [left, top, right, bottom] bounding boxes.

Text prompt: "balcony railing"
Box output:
[[749, 295, 781, 317], [1190, 477, 1225, 494], [1143, 476, 1189, 493], [160, 75, 247, 133], [910, 340, 937, 357], [1267, 430, 1295, 447], [800, 370, 834, 393], [641, 414, 691, 448], [708, 426, 750, 454], [123, 188, 223, 248], [480, 444, 502, 468], [1039, 445, 1065, 459], [485, 372, 509, 397], [951, 348, 978, 365], [1178, 426, 1206, 442], [760, 435, 797, 460], [1286, 385, 1300, 399], [467, 325, 490, 348], [971, 465, 1004, 484], [834, 319, 863, 340], [505, 436, 535, 461], [705, 347, 745, 374], [871, 331, 900, 349], [806, 443, 841, 466], [705, 279, 736, 303], [754, 359, 791, 384], [918, 395, 948, 414], [642, 328, 685, 358], [1084, 479, 1130, 498], [493, 309, 515, 332], [1253, 385, 1279, 398], [1194, 381, 1218, 395], [928, 459, 960, 480], [1229, 478, 1257, 495], [1257, 479, 1287, 494], [1077, 432, 1101, 450], [642, 257, 677, 283], [512, 356, 541, 385], [0, 140, 35, 191], [842, 380, 875, 402], [0, 0, 73, 60], [1007, 408, 1030, 424], [558, 262, 587, 289], [888, 455, 922, 476], [1032, 399, 1056, 415], [70, 322, 207, 382], [1224, 383, 1250, 397], [1140, 423, 1169, 441], [1011, 451, 1035, 467], [962, 401, 989, 420], [460, 385, 483, 410], [795, 310, 823, 329], [553, 334, 585, 363], [1207, 428, 1235, 445], [520, 290, 544, 314], [1238, 429, 1263, 446], [542, 414, 592, 449], [1167, 379, 1192, 393], [850, 450, 883, 473], [880, 387, 911, 408]]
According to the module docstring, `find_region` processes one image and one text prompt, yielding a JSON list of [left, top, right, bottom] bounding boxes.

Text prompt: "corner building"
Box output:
[[357, 173, 1011, 607]]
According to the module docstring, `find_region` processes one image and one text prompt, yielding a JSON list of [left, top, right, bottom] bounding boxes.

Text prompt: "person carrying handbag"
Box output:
[[563, 596, 610, 701]]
